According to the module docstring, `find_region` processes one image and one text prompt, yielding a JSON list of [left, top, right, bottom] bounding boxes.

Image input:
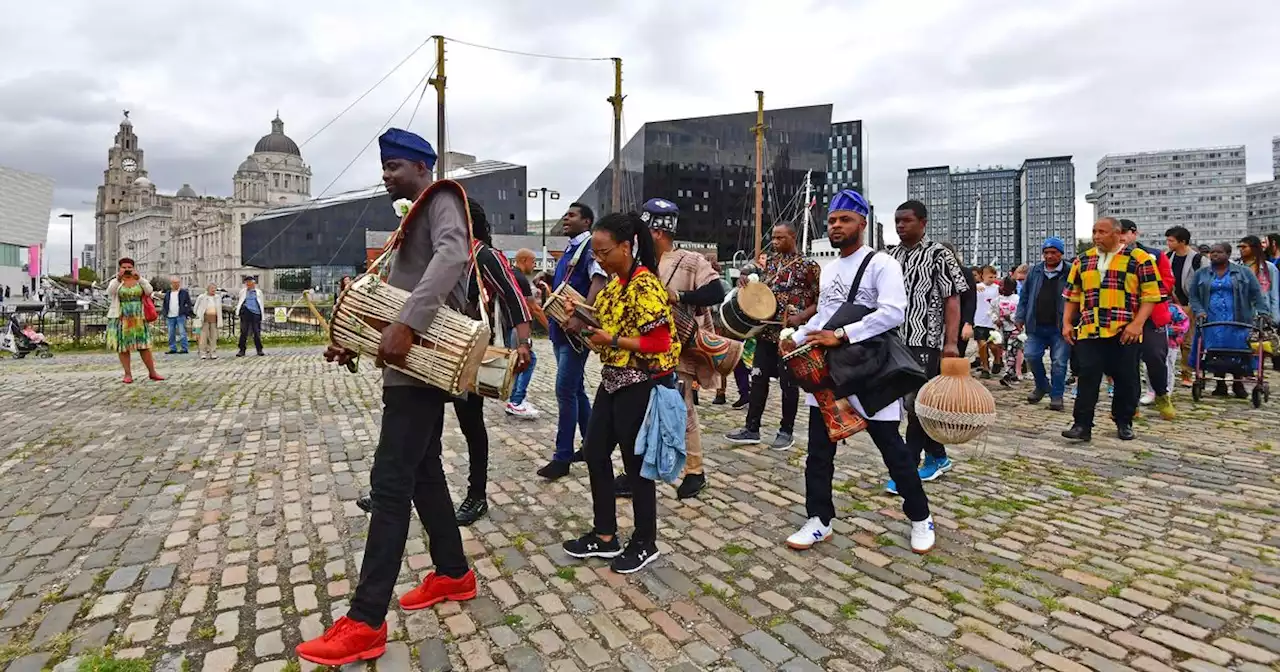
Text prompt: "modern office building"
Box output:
[[1247, 136, 1280, 239], [824, 120, 872, 248], [80, 243, 96, 276], [906, 166, 953, 243], [951, 168, 1021, 269], [0, 165, 54, 295], [1019, 157, 1076, 263], [574, 104, 832, 258], [1086, 146, 1247, 248]]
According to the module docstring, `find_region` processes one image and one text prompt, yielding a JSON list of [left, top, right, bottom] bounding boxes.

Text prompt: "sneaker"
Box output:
[[296, 616, 387, 666], [731, 397, 750, 409], [536, 460, 570, 481], [200, 354, 207, 360], [614, 473, 632, 499], [676, 473, 706, 500], [356, 494, 372, 513], [455, 496, 488, 526], [712, 393, 727, 405], [562, 532, 622, 559], [1117, 424, 1136, 441], [398, 569, 477, 610], [1139, 390, 1156, 406], [884, 479, 899, 495], [1026, 388, 1047, 404], [785, 517, 833, 550], [504, 401, 539, 418], [1048, 397, 1065, 412], [911, 516, 936, 554], [724, 428, 761, 444], [1106, 381, 1114, 397], [236, 351, 245, 358], [1153, 394, 1175, 420], [611, 538, 661, 574], [571, 448, 586, 463], [918, 455, 953, 482], [999, 375, 1017, 388], [769, 431, 795, 451]]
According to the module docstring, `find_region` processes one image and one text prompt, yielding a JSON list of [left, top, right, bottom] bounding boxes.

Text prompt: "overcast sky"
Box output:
[[4, 0, 1278, 274]]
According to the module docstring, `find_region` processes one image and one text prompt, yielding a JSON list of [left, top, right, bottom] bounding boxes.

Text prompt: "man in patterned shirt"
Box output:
[[887, 201, 968, 493], [1062, 217, 1163, 442], [725, 222, 820, 451]]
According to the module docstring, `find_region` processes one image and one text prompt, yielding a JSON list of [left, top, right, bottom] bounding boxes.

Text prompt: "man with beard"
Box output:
[[783, 190, 935, 554], [298, 129, 476, 666]]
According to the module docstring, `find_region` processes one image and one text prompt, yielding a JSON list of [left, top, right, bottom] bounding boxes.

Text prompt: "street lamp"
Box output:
[[58, 213, 73, 282], [527, 187, 560, 271]]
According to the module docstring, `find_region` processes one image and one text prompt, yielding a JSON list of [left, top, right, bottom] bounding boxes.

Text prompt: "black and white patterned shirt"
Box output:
[[888, 241, 969, 350]]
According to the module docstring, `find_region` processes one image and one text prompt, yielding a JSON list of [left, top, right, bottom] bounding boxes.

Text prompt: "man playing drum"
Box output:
[[302, 129, 477, 666], [644, 197, 725, 500], [726, 222, 820, 451]]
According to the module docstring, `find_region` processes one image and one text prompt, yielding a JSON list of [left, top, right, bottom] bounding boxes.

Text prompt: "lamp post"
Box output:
[[527, 187, 560, 271], [58, 213, 74, 282]]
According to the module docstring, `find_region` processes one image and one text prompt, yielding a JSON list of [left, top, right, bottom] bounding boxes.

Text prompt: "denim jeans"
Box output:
[[166, 316, 188, 352], [1025, 323, 1070, 398], [506, 328, 536, 406], [553, 343, 591, 463]]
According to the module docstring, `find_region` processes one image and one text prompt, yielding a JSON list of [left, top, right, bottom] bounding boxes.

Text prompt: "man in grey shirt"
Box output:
[[302, 129, 476, 666]]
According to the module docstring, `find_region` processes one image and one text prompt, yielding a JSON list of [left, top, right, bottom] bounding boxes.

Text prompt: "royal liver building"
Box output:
[[93, 112, 312, 289]]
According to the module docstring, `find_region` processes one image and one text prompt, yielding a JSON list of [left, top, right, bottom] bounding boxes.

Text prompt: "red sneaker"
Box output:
[[295, 616, 387, 666], [399, 569, 478, 610]]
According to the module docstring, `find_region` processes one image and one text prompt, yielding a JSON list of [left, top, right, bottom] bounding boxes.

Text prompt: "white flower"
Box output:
[[747, 273, 760, 284], [780, 327, 796, 342], [393, 198, 413, 218]]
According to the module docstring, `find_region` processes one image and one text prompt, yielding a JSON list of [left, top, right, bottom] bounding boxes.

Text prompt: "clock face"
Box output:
[[122, 158, 137, 172]]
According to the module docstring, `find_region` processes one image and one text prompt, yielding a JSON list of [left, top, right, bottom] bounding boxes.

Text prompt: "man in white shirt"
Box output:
[[782, 189, 935, 555], [161, 276, 193, 354]]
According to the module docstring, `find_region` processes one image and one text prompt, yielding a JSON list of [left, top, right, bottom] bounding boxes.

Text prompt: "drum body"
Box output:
[[543, 284, 603, 353], [331, 274, 490, 396], [476, 346, 518, 401], [782, 343, 866, 442], [690, 329, 743, 376], [718, 282, 777, 339]]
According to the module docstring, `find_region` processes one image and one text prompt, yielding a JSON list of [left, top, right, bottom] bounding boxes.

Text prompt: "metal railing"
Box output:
[[6, 307, 329, 348]]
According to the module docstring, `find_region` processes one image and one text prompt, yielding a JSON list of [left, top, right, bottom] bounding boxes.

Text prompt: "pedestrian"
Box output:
[[193, 284, 223, 359], [1165, 226, 1205, 385], [299, 128, 477, 666], [235, 276, 265, 357], [1237, 236, 1280, 322], [106, 258, 164, 384], [504, 248, 546, 419], [784, 189, 935, 554], [1118, 219, 1176, 420], [1061, 217, 1163, 442], [560, 211, 682, 574], [885, 200, 967, 494], [162, 276, 193, 354], [941, 244, 976, 359], [973, 266, 1000, 378], [1016, 237, 1071, 410], [1188, 243, 1268, 398], [995, 277, 1023, 387]]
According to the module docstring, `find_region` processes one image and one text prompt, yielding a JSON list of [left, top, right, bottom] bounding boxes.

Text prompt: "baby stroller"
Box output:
[[1190, 316, 1273, 408], [1, 314, 52, 359]]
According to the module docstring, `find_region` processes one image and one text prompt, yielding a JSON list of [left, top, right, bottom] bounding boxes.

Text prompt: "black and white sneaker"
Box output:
[[724, 428, 761, 444], [455, 496, 488, 526], [562, 532, 622, 559], [610, 539, 660, 574]]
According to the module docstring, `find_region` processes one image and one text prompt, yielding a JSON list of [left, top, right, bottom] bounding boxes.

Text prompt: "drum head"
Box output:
[[738, 282, 778, 321]]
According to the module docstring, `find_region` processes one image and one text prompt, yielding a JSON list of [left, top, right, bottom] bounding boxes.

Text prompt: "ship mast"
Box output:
[[752, 91, 766, 258], [609, 58, 625, 212], [429, 36, 447, 179], [801, 170, 812, 255]]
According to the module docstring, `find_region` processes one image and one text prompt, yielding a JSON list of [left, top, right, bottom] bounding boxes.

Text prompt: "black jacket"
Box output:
[[161, 288, 194, 318]]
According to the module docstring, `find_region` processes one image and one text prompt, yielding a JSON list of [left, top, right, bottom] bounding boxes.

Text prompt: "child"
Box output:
[[1166, 303, 1189, 394], [973, 266, 1000, 378], [994, 277, 1023, 387]]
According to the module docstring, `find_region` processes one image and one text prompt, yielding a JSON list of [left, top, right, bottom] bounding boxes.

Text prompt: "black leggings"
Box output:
[[586, 378, 658, 544], [455, 395, 489, 500]]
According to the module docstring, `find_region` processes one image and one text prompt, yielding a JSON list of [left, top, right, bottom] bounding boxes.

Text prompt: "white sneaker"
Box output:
[[786, 517, 833, 550], [1139, 391, 1156, 406], [911, 516, 936, 554], [505, 401, 539, 418]]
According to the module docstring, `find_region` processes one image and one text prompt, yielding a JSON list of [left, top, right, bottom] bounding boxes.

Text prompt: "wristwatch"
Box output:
[[517, 338, 533, 349], [833, 327, 847, 342]]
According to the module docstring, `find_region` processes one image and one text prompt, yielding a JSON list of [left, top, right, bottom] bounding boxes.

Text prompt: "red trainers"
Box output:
[[399, 569, 478, 610], [295, 616, 387, 666]]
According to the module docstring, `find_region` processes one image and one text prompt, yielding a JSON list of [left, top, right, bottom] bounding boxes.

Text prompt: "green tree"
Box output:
[[77, 267, 97, 283]]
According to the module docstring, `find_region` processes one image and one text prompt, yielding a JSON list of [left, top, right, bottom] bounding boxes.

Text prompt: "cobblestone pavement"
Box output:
[[2, 342, 1279, 672]]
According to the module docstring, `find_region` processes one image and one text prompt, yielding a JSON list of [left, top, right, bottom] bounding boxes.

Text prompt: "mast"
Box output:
[[609, 58, 625, 212], [752, 91, 766, 258], [972, 194, 982, 268], [429, 36, 447, 179], [801, 170, 812, 255]]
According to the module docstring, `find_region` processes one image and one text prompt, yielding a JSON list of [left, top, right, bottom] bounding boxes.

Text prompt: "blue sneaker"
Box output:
[[884, 479, 898, 495], [919, 455, 954, 482]]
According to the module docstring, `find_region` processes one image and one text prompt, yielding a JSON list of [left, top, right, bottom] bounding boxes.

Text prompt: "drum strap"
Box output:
[[554, 236, 591, 296]]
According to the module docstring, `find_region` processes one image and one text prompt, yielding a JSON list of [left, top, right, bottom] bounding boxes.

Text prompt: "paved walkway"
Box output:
[[1, 343, 1278, 672]]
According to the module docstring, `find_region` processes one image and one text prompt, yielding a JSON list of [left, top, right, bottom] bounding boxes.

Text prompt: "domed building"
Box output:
[[94, 113, 312, 290]]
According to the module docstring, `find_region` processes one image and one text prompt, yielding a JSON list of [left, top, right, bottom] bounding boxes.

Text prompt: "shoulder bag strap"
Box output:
[[845, 250, 876, 304], [556, 237, 591, 294]]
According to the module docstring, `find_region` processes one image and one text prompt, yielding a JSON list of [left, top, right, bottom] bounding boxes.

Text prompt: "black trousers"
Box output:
[[1072, 336, 1141, 429], [349, 386, 468, 628], [1142, 320, 1170, 397], [586, 378, 658, 544], [745, 339, 799, 434], [454, 395, 489, 500], [237, 309, 263, 354], [905, 346, 947, 461], [806, 407, 929, 525]]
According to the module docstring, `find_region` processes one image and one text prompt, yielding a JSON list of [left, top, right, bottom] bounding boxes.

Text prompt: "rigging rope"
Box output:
[[445, 37, 613, 62]]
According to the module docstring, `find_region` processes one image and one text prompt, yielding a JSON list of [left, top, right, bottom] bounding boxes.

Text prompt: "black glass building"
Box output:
[[575, 105, 832, 258]]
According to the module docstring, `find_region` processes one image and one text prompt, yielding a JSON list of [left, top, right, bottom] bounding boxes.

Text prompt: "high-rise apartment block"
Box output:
[[1247, 136, 1280, 238], [1086, 146, 1247, 248]]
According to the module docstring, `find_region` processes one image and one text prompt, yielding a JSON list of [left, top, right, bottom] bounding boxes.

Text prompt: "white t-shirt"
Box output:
[[974, 283, 999, 328], [167, 290, 181, 318], [791, 247, 907, 422]]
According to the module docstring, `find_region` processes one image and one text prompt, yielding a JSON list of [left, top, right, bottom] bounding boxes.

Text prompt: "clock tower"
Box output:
[[95, 111, 153, 276]]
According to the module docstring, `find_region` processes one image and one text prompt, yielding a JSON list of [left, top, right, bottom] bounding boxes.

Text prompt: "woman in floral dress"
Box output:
[[107, 261, 163, 383]]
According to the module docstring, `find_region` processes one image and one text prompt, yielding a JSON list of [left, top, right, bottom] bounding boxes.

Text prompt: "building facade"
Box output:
[[80, 243, 96, 276], [1247, 136, 1280, 239], [0, 165, 54, 295], [951, 168, 1021, 269], [906, 166, 953, 243], [94, 113, 313, 289], [1086, 146, 1247, 248], [1019, 157, 1076, 263], [574, 104, 833, 259]]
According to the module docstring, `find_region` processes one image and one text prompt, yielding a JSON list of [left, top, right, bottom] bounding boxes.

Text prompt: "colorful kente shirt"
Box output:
[[593, 266, 681, 392], [759, 252, 820, 342], [1064, 244, 1162, 340]]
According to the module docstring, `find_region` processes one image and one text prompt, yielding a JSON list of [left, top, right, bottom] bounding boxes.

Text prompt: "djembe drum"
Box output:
[[674, 307, 744, 376], [782, 342, 866, 442]]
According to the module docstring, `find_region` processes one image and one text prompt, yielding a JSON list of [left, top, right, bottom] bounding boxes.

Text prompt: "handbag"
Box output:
[[141, 293, 158, 323]]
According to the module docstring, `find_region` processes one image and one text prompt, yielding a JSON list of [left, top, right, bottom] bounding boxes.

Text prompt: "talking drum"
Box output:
[[673, 306, 743, 376], [475, 346, 518, 401], [718, 281, 777, 339], [331, 274, 490, 397], [782, 342, 867, 442], [543, 284, 603, 353]]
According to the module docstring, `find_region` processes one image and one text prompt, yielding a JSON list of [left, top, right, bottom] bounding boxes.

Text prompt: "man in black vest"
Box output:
[[1015, 237, 1070, 411]]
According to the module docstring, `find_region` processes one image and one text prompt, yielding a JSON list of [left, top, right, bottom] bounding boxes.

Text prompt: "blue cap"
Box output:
[[1043, 237, 1065, 253], [378, 128, 437, 169], [641, 197, 680, 232], [830, 189, 870, 217]]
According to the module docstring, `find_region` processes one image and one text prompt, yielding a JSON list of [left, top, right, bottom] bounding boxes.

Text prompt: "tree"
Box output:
[[78, 267, 97, 284]]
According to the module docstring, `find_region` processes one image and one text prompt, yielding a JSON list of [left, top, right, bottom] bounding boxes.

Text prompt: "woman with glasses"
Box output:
[[560, 211, 681, 574]]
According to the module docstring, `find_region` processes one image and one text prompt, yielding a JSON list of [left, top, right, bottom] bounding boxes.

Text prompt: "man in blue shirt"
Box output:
[[537, 203, 608, 480]]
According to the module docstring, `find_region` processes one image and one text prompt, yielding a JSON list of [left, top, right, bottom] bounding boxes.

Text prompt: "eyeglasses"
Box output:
[[591, 245, 618, 262]]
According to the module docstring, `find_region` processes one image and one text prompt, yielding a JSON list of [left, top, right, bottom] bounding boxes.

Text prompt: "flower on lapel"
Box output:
[[393, 199, 413, 218]]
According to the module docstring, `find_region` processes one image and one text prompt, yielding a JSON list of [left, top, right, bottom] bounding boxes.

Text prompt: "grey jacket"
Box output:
[[384, 183, 471, 387]]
